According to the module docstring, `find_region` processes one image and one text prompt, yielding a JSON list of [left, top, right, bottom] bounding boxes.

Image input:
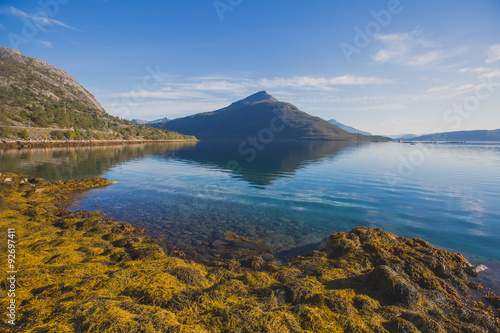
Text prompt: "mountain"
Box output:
[[151, 91, 389, 141], [0, 47, 194, 141], [131, 117, 170, 125], [149, 117, 170, 124], [327, 119, 371, 135], [387, 134, 419, 140], [131, 119, 150, 125], [411, 129, 500, 141]]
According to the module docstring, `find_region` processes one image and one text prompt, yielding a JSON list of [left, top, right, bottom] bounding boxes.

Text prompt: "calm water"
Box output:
[[2, 141, 500, 283]]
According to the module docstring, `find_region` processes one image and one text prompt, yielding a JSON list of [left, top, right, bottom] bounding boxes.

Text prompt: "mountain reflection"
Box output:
[[1, 141, 360, 186], [0, 142, 196, 181], [163, 141, 358, 187]]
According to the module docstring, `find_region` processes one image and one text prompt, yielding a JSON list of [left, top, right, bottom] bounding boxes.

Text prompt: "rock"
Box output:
[[263, 253, 275, 261], [251, 256, 265, 270], [3, 177, 12, 182], [367, 265, 419, 306], [35, 188, 45, 194], [473, 264, 488, 273], [384, 317, 420, 333], [485, 296, 500, 308], [212, 240, 228, 247]]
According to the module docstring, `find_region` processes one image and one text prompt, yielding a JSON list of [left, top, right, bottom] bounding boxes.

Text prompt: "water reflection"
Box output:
[[0, 142, 196, 181], [162, 140, 357, 187]]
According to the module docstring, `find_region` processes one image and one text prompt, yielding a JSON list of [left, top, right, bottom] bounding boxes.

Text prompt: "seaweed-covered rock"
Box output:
[[0, 174, 498, 333], [367, 265, 419, 306], [0, 193, 8, 210]]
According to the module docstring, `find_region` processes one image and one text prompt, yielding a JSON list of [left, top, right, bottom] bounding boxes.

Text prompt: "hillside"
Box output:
[[327, 119, 371, 135], [0, 47, 194, 141], [412, 129, 500, 141], [151, 91, 389, 141]]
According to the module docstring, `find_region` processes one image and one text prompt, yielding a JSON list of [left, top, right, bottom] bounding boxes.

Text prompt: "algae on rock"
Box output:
[[0, 173, 499, 332]]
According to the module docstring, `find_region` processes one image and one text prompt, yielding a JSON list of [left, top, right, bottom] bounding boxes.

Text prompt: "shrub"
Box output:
[[20, 129, 29, 140], [51, 131, 65, 140]]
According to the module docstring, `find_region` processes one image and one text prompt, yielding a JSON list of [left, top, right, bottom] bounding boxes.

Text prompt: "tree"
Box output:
[[20, 129, 29, 140]]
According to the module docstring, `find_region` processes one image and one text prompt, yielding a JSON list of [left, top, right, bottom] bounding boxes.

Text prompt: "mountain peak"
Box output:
[[231, 91, 278, 106]]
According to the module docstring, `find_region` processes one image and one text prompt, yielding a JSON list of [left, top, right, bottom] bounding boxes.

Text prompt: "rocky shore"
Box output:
[[0, 138, 198, 149], [0, 172, 499, 332]]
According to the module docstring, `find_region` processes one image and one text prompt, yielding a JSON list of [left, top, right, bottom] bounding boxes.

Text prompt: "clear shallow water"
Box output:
[[2, 141, 500, 283]]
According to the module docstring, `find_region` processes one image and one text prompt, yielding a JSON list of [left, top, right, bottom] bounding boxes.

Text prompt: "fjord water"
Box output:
[[2, 142, 500, 279]]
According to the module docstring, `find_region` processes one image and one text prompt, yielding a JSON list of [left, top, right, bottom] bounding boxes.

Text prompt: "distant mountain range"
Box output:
[[0, 47, 193, 141], [411, 129, 500, 141], [388, 134, 419, 140], [327, 119, 371, 136], [150, 91, 389, 141], [131, 119, 149, 125], [132, 117, 170, 125]]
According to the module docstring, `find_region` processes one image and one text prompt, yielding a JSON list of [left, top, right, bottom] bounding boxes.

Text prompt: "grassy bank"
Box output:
[[0, 172, 499, 332]]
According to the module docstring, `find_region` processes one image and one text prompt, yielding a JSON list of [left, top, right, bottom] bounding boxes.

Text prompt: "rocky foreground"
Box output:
[[0, 173, 499, 332]]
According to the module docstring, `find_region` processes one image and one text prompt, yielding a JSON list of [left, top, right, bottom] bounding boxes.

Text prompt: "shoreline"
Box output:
[[0, 138, 199, 149], [1, 172, 499, 332], [0, 138, 393, 150]]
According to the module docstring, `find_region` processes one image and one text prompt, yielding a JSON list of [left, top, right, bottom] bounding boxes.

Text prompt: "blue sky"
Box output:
[[1, 0, 500, 135]]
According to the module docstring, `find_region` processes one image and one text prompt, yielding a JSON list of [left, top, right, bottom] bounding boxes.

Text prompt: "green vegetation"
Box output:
[[0, 47, 196, 141], [20, 129, 29, 140], [1, 173, 498, 332], [0, 125, 11, 138], [152, 91, 389, 142]]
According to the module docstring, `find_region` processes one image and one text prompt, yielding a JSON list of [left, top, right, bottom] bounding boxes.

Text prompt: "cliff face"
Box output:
[[1, 172, 498, 332]]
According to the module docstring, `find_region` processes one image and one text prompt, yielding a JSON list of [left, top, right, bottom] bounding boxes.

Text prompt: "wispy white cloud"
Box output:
[[103, 74, 393, 118], [321, 104, 406, 112], [0, 6, 79, 31], [0, 23, 6, 31], [426, 85, 451, 93], [38, 40, 54, 48], [481, 71, 500, 81], [486, 44, 500, 64], [458, 67, 492, 74], [372, 30, 450, 67], [258, 75, 391, 89], [111, 75, 392, 100]]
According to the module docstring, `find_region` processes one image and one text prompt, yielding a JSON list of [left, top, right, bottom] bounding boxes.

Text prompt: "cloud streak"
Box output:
[[371, 30, 450, 67], [486, 44, 500, 64], [38, 40, 54, 48], [0, 6, 79, 31], [102, 74, 393, 118]]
